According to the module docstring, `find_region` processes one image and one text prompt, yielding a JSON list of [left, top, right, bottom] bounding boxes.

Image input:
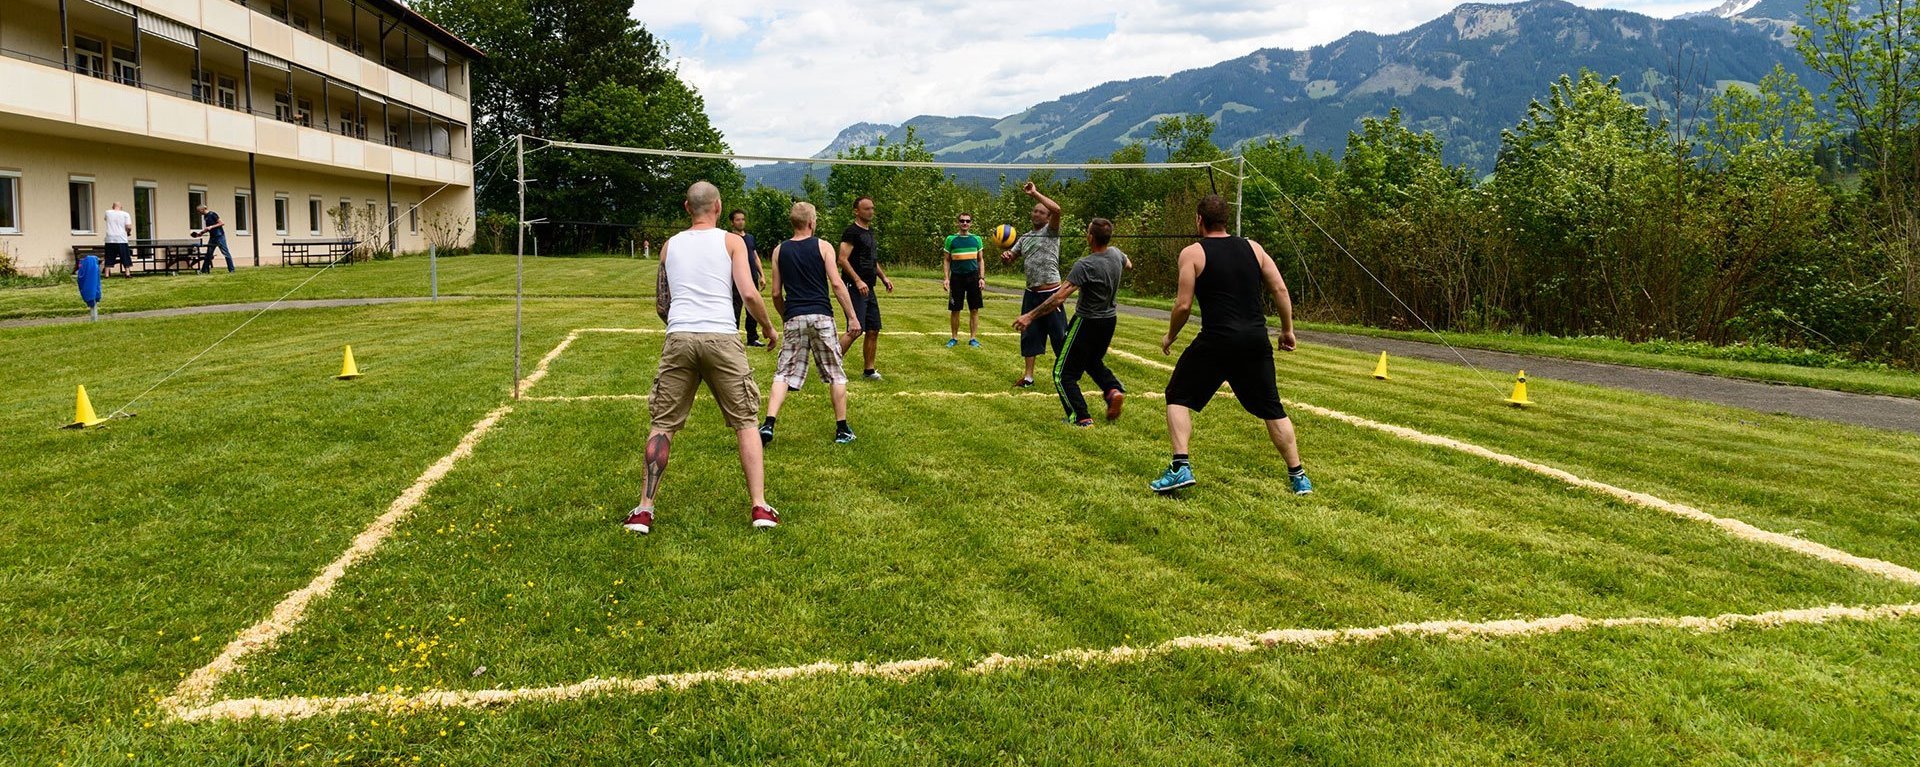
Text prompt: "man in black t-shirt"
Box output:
[[836, 196, 893, 380], [1152, 194, 1313, 497], [729, 209, 766, 346]]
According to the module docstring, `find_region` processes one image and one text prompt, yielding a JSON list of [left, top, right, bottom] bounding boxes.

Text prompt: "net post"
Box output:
[[514, 134, 525, 400], [429, 244, 437, 301], [1235, 155, 1245, 237]]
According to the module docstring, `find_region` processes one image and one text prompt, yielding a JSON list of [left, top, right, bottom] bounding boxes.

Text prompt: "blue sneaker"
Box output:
[[1150, 464, 1196, 494], [968, 338, 982, 349], [1289, 472, 1314, 495], [945, 338, 959, 348]]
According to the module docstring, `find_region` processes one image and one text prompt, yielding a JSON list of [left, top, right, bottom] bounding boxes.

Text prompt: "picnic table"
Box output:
[[72, 239, 207, 276], [275, 238, 360, 267]]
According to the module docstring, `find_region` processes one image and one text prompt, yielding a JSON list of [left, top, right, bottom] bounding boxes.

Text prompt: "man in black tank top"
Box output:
[[1151, 194, 1313, 496]]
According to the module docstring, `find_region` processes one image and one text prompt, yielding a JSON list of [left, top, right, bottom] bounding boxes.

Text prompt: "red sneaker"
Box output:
[[1104, 389, 1125, 422], [750, 505, 780, 529], [623, 507, 653, 534]]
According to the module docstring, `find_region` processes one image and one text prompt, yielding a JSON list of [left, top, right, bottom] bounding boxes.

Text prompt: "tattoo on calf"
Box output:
[[643, 433, 671, 500]]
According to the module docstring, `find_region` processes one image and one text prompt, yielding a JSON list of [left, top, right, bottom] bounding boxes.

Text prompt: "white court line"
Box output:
[[170, 601, 1920, 722], [1110, 347, 1920, 587], [161, 331, 581, 716]]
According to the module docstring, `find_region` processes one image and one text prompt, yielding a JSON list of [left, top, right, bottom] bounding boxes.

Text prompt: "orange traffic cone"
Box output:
[[65, 385, 107, 429], [337, 345, 362, 380], [1505, 370, 1533, 407], [1371, 351, 1391, 380]]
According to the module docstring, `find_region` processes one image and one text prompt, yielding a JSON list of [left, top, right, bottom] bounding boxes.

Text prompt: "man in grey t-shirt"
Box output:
[[1002, 181, 1067, 387], [1014, 217, 1129, 426]]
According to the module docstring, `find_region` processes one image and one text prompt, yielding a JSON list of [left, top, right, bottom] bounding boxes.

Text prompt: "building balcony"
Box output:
[[0, 51, 471, 188]]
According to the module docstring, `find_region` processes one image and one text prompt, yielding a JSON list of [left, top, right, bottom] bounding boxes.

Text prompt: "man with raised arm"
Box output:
[[836, 196, 892, 379], [759, 201, 863, 446], [1151, 194, 1314, 497], [1014, 217, 1128, 427], [626, 181, 781, 535], [1001, 181, 1066, 387]]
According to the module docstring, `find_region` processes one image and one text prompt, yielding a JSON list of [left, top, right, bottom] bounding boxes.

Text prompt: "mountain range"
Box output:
[[745, 0, 1815, 189]]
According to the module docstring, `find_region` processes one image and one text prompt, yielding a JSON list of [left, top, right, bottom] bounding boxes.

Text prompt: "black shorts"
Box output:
[[948, 273, 983, 312], [104, 243, 133, 268], [1165, 332, 1287, 420], [847, 282, 882, 333]]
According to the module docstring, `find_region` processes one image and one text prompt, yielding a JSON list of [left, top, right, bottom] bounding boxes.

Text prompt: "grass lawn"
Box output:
[[6, 260, 1920, 763]]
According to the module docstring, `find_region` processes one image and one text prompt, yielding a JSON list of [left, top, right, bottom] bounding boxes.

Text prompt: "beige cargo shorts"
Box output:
[[649, 333, 761, 433]]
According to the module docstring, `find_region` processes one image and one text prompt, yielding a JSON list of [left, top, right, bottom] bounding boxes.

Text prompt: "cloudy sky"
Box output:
[[634, 0, 1724, 159]]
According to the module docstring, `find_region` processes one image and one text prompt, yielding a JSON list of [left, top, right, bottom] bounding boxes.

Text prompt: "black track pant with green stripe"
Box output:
[[1054, 314, 1124, 422]]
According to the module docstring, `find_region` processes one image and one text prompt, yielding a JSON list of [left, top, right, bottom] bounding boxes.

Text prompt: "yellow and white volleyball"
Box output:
[[991, 224, 1019, 249]]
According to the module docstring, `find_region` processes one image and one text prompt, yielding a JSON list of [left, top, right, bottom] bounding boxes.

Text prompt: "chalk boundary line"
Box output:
[[161, 328, 1920, 722]]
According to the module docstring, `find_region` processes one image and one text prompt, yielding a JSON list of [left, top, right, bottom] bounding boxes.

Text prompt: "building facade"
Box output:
[[0, 0, 480, 272]]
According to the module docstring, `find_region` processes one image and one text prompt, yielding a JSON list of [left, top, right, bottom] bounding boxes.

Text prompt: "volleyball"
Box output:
[[991, 224, 1018, 249]]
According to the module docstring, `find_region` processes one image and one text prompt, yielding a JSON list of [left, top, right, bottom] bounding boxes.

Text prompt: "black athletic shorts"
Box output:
[[847, 282, 882, 333], [104, 243, 133, 268], [948, 273, 983, 312], [1165, 331, 1287, 420]]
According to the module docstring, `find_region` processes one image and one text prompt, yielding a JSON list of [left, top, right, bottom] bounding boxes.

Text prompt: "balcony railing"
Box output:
[[0, 45, 470, 162]]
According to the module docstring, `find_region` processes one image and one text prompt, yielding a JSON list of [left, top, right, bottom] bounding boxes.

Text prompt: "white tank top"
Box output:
[[663, 228, 739, 334]]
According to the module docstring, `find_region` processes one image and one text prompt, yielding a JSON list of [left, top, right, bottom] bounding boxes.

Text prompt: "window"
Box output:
[[0, 172, 20, 235], [111, 46, 139, 86], [69, 177, 95, 234], [308, 196, 322, 236], [408, 204, 418, 234], [216, 76, 238, 111], [188, 186, 207, 230], [233, 191, 251, 235], [295, 98, 313, 128], [338, 198, 351, 233], [274, 194, 290, 235], [292, 15, 310, 33], [74, 37, 106, 80], [274, 92, 293, 122], [193, 70, 211, 103], [389, 204, 399, 236], [133, 182, 157, 240]]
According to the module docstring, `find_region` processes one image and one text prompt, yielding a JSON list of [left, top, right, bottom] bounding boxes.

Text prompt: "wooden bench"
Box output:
[[73, 239, 207, 276], [275, 238, 360, 267]]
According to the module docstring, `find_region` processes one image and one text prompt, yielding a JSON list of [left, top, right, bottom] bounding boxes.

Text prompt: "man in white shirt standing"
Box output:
[[625, 181, 781, 536], [103, 202, 134, 278]]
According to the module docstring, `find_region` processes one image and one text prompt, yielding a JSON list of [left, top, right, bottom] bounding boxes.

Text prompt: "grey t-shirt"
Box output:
[[1067, 246, 1125, 319], [1016, 223, 1061, 288]]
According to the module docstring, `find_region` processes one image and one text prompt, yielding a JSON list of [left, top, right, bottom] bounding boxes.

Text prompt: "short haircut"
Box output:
[[685, 181, 721, 215], [854, 195, 874, 208], [1197, 194, 1231, 231], [789, 201, 817, 229], [196, 205, 210, 212], [1087, 218, 1114, 247]]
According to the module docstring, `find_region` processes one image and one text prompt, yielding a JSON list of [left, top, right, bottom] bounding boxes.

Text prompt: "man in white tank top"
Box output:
[[626, 181, 781, 536]]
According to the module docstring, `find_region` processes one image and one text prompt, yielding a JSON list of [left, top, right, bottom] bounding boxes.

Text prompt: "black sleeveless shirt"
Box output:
[[776, 237, 833, 320], [1194, 236, 1269, 339]]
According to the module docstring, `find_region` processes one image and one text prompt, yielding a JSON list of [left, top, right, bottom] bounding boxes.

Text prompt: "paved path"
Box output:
[[9, 286, 1918, 434], [980, 284, 1920, 435]]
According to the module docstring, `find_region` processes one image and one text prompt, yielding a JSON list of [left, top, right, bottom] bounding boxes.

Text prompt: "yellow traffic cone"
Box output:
[[1505, 370, 1533, 407], [1371, 351, 1391, 380], [337, 345, 362, 380], [66, 385, 107, 429]]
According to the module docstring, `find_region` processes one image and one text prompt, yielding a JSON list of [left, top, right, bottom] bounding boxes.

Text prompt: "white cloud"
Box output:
[[634, 0, 1727, 159]]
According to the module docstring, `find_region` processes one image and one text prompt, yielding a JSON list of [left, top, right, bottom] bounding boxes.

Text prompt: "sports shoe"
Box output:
[[835, 426, 857, 444], [1289, 472, 1314, 495], [1104, 389, 1125, 423], [1072, 418, 1096, 428], [1150, 464, 1196, 494], [1014, 377, 1034, 388], [945, 338, 959, 348], [623, 507, 654, 534], [747, 340, 766, 348], [758, 423, 775, 445], [968, 339, 983, 349], [750, 505, 781, 529], [864, 370, 883, 381]]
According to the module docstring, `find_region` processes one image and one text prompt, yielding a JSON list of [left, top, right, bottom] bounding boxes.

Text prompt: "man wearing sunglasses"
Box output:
[[942, 214, 986, 348]]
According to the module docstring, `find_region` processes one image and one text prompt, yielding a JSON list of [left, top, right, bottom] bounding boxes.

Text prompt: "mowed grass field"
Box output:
[[6, 257, 1920, 764]]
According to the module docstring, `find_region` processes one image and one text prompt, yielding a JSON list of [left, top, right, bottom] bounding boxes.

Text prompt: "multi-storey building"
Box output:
[[0, 0, 481, 272]]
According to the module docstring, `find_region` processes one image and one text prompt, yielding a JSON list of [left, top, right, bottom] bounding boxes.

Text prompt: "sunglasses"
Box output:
[[958, 219, 972, 224]]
